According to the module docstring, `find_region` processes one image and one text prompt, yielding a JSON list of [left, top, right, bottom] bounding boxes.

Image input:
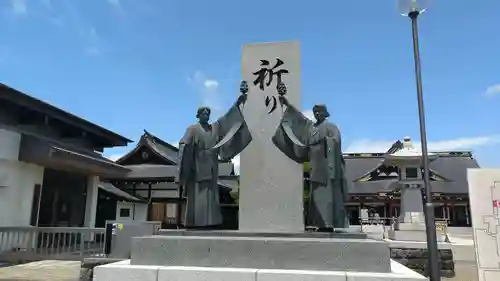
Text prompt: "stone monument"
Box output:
[[93, 42, 426, 281], [239, 41, 304, 233], [467, 168, 500, 281]]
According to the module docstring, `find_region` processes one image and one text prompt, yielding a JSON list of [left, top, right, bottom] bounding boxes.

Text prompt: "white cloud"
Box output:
[[232, 154, 240, 175], [107, 0, 124, 12], [107, 0, 121, 6], [11, 0, 26, 15], [84, 27, 103, 56], [345, 140, 395, 153], [85, 46, 102, 57], [345, 135, 500, 153], [106, 154, 124, 161], [191, 71, 222, 111], [485, 84, 500, 96], [204, 79, 219, 91]]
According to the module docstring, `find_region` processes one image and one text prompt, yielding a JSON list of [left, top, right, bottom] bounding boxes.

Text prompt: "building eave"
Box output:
[[18, 133, 131, 177], [0, 83, 132, 146]]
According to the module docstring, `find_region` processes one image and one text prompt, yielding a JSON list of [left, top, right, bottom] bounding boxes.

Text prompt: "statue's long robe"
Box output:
[[272, 105, 349, 229], [176, 104, 252, 227]]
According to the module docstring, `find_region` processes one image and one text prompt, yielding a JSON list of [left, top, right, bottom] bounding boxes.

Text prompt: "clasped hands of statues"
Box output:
[[236, 80, 290, 107]]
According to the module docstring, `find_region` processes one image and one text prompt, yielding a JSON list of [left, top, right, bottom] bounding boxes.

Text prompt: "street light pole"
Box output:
[[408, 10, 441, 281]]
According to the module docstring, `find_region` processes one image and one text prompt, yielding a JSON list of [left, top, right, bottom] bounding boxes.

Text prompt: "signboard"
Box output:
[[467, 168, 500, 281]]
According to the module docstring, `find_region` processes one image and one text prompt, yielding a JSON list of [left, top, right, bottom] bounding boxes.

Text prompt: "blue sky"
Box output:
[[1, 0, 500, 171]]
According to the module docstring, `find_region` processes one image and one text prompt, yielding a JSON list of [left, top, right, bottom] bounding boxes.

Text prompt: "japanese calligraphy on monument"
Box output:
[[240, 41, 304, 233], [467, 169, 500, 281], [252, 58, 289, 114]]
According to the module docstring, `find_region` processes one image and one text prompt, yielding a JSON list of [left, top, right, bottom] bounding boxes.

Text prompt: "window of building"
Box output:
[[405, 167, 419, 179], [119, 208, 130, 218]]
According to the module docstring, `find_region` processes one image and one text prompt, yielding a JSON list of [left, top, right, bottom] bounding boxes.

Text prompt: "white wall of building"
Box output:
[[0, 128, 21, 160], [116, 202, 148, 222], [0, 128, 44, 227]]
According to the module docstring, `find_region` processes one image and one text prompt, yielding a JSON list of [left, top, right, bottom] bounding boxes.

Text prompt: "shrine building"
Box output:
[[0, 83, 137, 228]]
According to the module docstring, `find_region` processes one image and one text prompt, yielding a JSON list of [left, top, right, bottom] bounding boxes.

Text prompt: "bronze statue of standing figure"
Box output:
[[176, 81, 251, 229], [273, 83, 349, 231]]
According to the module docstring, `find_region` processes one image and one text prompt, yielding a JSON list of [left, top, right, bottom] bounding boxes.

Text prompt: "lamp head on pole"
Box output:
[[397, 0, 428, 17]]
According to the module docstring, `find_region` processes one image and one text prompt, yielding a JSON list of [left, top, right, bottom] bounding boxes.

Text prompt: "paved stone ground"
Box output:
[[443, 262, 478, 281], [0, 261, 80, 281], [0, 227, 478, 281]]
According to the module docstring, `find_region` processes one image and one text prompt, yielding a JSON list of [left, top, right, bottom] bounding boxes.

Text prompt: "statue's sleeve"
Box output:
[[176, 126, 196, 184], [212, 103, 252, 161], [271, 105, 313, 163]]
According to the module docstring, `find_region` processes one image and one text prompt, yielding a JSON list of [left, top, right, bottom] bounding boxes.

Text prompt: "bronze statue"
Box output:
[[272, 83, 349, 231], [176, 81, 251, 229]]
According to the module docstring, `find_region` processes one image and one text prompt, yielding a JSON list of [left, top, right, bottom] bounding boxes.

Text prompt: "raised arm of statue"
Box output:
[[212, 102, 252, 161], [272, 102, 313, 163], [210, 83, 251, 161]]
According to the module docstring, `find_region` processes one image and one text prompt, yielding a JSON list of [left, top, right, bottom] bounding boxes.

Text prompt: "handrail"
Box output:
[[0, 226, 106, 263]]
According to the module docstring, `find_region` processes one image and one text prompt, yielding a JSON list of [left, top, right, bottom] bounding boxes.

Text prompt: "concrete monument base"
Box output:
[[94, 259, 427, 281], [130, 231, 390, 273]]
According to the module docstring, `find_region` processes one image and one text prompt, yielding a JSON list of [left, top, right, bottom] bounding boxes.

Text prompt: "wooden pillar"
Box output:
[[147, 182, 153, 221], [383, 203, 387, 219], [50, 191, 59, 226], [465, 202, 470, 225], [448, 201, 454, 226]]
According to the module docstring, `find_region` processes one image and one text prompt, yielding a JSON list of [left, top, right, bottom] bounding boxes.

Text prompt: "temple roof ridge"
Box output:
[[115, 129, 178, 165], [143, 130, 179, 151], [389, 136, 437, 158]]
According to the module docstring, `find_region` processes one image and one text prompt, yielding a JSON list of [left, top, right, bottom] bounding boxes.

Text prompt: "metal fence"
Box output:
[[0, 227, 105, 263], [358, 217, 450, 240]]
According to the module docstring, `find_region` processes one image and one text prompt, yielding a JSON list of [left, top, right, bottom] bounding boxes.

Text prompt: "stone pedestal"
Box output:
[[399, 186, 425, 225], [389, 184, 446, 242], [130, 231, 390, 273], [389, 223, 446, 242]]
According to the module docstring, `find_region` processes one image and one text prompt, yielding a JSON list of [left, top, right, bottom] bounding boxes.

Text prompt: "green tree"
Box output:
[[303, 161, 311, 173], [230, 187, 239, 205]]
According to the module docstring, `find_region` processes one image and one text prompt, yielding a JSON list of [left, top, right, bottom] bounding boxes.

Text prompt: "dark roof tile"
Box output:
[[344, 155, 479, 194]]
